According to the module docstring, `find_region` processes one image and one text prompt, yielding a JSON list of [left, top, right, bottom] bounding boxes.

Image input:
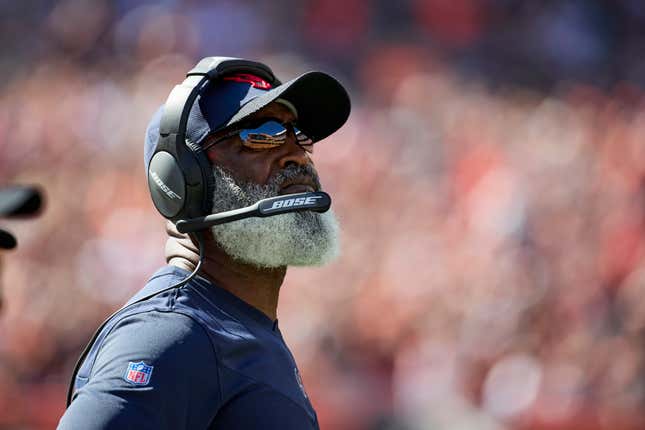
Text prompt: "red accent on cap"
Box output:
[[222, 73, 273, 90]]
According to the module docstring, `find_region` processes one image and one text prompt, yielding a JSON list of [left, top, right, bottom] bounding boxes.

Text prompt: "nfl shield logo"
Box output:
[[124, 361, 154, 385]]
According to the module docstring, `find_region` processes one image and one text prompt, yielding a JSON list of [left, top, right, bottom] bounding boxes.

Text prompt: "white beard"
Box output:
[[209, 165, 340, 268]]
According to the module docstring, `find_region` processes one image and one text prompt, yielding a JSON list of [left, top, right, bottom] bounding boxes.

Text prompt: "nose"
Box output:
[[278, 132, 310, 170]]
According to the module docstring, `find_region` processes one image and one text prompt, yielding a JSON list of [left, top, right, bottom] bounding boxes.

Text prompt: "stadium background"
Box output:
[[2, 1, 645, 429]]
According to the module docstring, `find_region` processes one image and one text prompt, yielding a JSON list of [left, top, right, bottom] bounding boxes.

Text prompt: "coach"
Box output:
[[58, 57, 350, 429]]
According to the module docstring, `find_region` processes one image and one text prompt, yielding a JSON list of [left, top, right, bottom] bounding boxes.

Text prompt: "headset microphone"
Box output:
[[175, 191, 331, 233]]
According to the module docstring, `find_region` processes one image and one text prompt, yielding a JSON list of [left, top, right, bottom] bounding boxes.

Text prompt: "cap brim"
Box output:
[[0, 186, 43, 218], [224, 71, 351, 143], [0, 229, 16, 249]]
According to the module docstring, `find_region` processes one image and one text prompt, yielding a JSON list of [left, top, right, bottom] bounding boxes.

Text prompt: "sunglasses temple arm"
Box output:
[[200, 130, 239, 151]]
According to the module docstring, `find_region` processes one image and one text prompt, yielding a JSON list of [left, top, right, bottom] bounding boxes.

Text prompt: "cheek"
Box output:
[[207, 150, 274, 186]]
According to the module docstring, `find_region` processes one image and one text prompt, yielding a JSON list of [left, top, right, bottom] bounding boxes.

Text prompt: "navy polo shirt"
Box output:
[[58, 266, 319, 429]]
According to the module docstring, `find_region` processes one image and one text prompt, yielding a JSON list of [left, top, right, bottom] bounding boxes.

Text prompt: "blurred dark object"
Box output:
[[0, 229, 16, 249], [0, 185, 44, 249], [0, 185, 43, 217]]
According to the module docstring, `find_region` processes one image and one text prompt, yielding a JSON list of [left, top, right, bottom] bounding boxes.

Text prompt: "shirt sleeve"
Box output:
[[210, 385, 319, 430], [58, 311, 221, 430]]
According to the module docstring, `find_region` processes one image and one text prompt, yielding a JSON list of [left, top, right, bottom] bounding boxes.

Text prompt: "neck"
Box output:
[[165, 222, 285, 320]]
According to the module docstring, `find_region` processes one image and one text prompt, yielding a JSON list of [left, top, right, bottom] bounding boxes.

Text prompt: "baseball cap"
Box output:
[[145, 68, 351, 173], [0, 185, 43, 249]]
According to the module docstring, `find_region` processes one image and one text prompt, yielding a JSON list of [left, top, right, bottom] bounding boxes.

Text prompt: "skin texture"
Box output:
[[165, 101, 318, 320]]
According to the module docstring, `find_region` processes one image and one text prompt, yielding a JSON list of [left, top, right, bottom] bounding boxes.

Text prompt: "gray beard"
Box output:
[[209, 164, 340, 268]]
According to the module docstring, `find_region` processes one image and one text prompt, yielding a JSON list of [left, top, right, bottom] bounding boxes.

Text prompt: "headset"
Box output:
[[147, 56, 280, 223], [148, 56, 331, 232], [66, 57, 331, 405]]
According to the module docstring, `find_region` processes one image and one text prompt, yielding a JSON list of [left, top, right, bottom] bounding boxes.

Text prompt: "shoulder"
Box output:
[[95, 310, 217, 377], [95, 265, 221, 371], [60, 311, 222, 429]]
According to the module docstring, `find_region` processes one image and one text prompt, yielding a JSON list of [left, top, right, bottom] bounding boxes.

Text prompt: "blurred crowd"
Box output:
[[2, 1, 645, 429]]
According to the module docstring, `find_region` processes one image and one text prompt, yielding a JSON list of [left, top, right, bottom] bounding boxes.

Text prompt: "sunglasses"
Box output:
[[202, 119, 314, 153]]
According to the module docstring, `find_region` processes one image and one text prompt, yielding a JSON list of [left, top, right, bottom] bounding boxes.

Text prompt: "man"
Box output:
[[58, 58, 350, 429], [0, 185, 43, 312]]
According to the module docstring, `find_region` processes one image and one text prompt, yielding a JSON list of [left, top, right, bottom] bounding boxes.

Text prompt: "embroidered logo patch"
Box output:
[[124, 361, 154, 385]]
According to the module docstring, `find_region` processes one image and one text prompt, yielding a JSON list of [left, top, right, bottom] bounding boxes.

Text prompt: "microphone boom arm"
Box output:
[[175, 191, 331, 234]]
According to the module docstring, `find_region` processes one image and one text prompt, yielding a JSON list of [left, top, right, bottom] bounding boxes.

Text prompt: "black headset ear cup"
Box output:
[[147, 151, 187, 219]]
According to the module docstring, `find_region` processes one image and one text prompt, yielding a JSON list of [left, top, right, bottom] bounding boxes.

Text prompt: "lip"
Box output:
[[278, 184, 316, 195], [278, 174, 318, 195]]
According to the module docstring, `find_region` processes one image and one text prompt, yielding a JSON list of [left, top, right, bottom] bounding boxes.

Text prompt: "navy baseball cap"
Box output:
[[145, 69, 351, 173], [0, 185, 43, 249]]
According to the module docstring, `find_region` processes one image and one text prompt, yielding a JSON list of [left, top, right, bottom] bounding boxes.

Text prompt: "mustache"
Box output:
[[266, 164, 321, 192], [211, 163, 323, 210]]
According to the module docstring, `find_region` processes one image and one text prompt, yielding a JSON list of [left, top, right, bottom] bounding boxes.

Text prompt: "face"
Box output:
[[203, 102, 340, 268], [204, 102, 317, 191]]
